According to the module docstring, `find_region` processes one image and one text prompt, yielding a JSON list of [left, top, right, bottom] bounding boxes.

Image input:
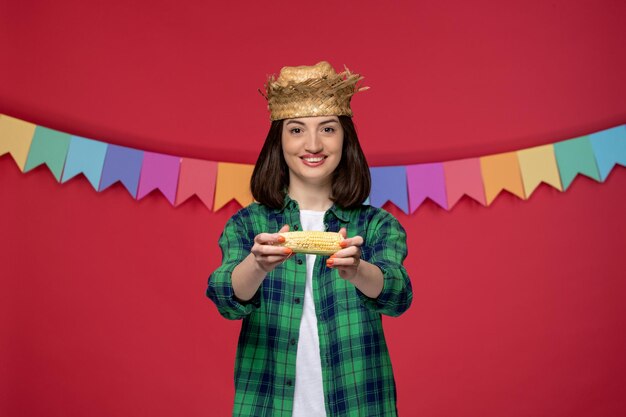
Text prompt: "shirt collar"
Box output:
[[281, 193, 350, 223]]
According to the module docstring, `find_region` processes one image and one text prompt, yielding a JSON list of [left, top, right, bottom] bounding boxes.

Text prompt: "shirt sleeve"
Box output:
[[356, 210, 413, 317], [206, 211, 262, 320]]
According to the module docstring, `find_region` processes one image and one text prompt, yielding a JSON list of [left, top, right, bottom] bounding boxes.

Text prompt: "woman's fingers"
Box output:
[[254, 225, 290, 245], [254, 225, 290, 246], [327, 256, 360, 267], [328, 229, 361, 272], [255, 244, 292, 256], [331, 245, 360, 258], [252, 225, 292, 259], [254, 233, 284, 245], [338, 229, 363, 249], [252, 245, 292, 271], [249, 225, 293, 273]]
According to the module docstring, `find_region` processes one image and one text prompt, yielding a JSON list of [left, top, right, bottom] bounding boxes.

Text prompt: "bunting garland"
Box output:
[[1, 113, 625, 213]]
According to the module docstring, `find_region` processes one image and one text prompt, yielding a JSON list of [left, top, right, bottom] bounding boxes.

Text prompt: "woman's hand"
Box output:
[[326, 227, 363, 281], [251, 224, 292, 273]]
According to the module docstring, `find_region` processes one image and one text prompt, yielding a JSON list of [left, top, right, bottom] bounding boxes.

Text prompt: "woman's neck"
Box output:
[[288, 177, 333, 211]]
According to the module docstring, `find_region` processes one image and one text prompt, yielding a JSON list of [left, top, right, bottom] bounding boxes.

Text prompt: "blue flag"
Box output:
[[61, 136, 108, 190], [99, 144, 144, 197], [369, 166, 409, 214], [589, 125, 626, 181]]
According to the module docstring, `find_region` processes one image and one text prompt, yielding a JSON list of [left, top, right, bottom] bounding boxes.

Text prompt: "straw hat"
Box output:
[[261, 61, 368, 121]]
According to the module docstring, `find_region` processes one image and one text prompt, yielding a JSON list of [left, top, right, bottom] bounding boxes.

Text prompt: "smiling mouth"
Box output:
[[302, 156, 326, 163], [300, 155, 327, 167]]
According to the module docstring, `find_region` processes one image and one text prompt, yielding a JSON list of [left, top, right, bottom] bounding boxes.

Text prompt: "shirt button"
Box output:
[[294, 225, 299, 230], [297, 259, 303, 265], [294, 297, 301, 304], [286, 379, 293, 387], [290, 338, 296, 345]]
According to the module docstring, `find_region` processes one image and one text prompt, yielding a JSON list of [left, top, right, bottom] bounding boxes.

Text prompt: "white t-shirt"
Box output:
[[292, 210, 327, 417]]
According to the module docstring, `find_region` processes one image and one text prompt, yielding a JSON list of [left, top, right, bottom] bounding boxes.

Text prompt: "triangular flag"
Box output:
[[136, 152, 181, 205], [553, 136, 600, 190], [443, 158, 486, 208], [406, 163, 447, 212], [99, 144, 144, 197], [61, 136, 108, 190], [0, 114, 36, 171], [589, 125, 626, 181], [213, 163, 254, 211], [369, 166, 409, 213], [480, 152, 525, 205], [517, 144, 563, 197], [23, 126, 71, 181], [175, 158, 218, 209]]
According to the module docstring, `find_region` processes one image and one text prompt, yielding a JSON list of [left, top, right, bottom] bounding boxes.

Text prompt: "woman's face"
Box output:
[[281, 115, 344, 187]]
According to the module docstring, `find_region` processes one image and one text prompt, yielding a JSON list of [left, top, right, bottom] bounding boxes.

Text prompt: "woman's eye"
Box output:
[[290, 128, 302, 134], [323, 127, 335, 133]]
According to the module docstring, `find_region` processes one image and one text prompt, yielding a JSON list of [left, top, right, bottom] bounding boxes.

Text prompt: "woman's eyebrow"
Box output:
[[318, 119, 338, 126], [285, 120, 306, 126]]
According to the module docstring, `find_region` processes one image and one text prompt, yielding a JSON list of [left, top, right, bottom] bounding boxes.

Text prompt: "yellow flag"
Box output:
[[517, 144, 563, 197], [0, 114, 37, 171], [213, 162, 255, 211], [480, 152, 525, 205]]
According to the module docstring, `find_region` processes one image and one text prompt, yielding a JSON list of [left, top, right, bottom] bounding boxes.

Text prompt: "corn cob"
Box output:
[[278, 231, 344, 256]]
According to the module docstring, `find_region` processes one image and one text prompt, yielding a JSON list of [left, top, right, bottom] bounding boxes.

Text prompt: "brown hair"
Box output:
[[250, 116, 371, 209]]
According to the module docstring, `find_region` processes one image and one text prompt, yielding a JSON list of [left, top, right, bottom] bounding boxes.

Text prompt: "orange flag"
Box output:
[[480, 152, 525, 205], [213, 162, 255, 211], [0, 114, 36, 171], [517, 144, 563, 197]]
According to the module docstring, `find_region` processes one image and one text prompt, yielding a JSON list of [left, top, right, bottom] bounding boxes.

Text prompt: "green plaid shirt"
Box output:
[[206, 195, 412, 416]]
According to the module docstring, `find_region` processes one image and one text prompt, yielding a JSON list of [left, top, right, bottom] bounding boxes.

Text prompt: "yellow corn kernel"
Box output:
[[279, 231, 343, 255]]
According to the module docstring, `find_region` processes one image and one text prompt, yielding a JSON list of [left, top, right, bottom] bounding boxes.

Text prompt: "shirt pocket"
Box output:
[[333, 274, 366, 312]]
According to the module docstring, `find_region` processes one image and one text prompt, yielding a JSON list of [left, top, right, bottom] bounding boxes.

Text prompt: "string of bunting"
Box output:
[[1, 113, 625, 213]]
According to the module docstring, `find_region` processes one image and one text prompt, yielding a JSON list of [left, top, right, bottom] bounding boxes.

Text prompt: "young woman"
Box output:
[[207, 61, 413, 417]]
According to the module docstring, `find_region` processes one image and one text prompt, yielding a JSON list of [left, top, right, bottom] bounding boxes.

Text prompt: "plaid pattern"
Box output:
[[207, 196, 412, 416]]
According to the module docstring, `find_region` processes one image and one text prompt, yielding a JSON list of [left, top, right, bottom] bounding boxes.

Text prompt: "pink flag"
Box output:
[[443, 158, 486, 208], [136, 152, 181, 205], [406, 163, 448, 212], [175, 158, 217, 209]]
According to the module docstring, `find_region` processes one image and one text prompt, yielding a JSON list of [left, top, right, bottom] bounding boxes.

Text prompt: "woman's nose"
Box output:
[[304, 132, 323, 153]]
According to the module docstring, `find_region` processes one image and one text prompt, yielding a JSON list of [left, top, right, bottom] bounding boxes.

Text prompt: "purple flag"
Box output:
[[136, 152, 181, 205], [406, 163, 448, 212], [369, 166, 409, 213], [99, 144, 144, 197]]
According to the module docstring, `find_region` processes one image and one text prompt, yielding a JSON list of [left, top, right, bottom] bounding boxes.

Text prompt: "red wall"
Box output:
[[1, 1, 626, 416]]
